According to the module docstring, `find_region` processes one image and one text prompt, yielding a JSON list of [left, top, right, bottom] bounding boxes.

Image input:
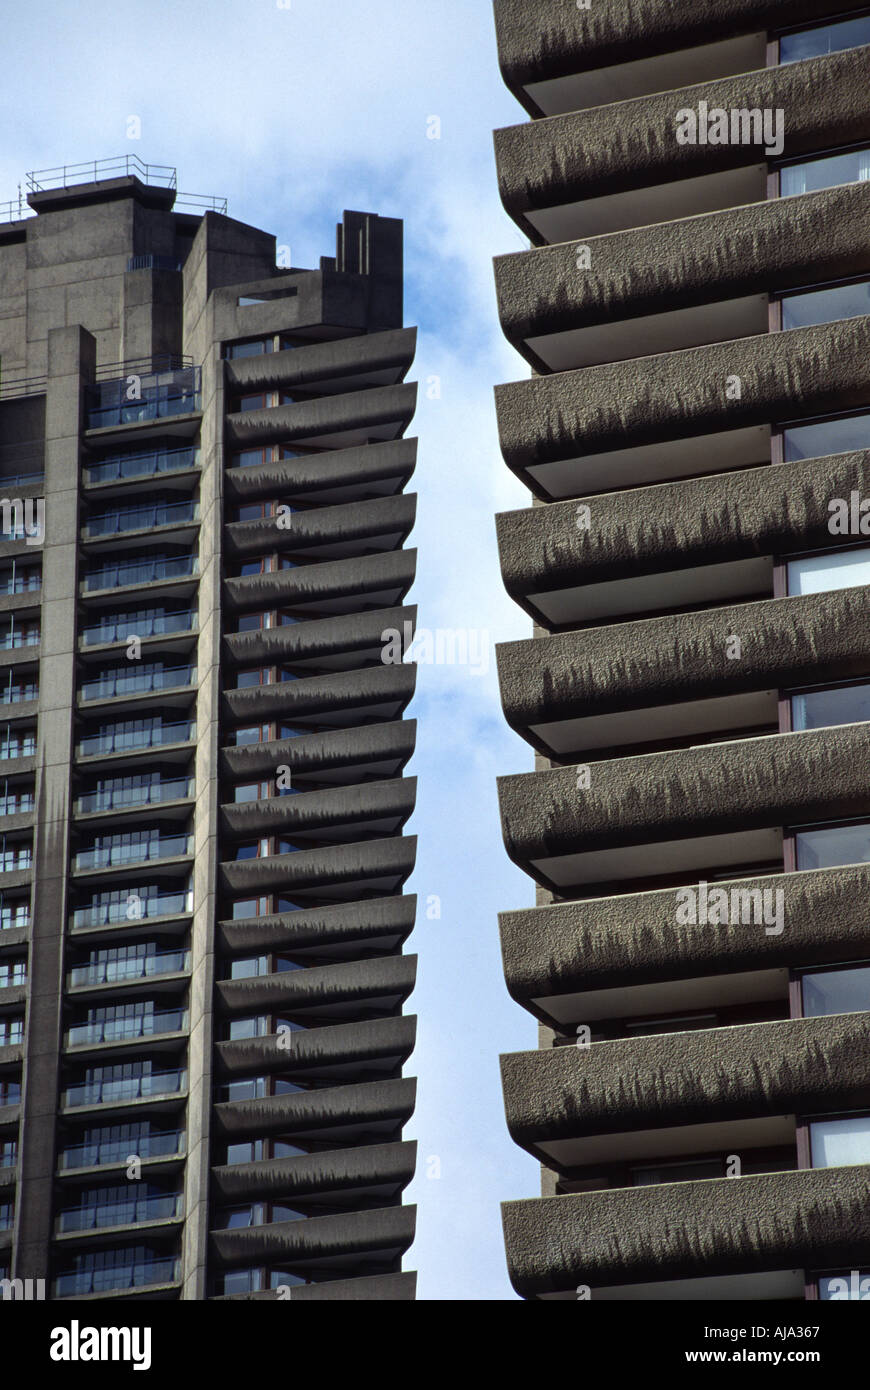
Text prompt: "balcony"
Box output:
[[502, 1165, 870, 1299], [74, 832, 193, 872], [494, 46, 870, 243], [53, 1252, 180, 1299], [62, 1067, 187, 1109], [84, 445, 200, 487], [81, 610, 196, 648], [217, 894, 416, 958], [499, 863, 870, 1029], [68, 948, 190, 989], [85, 366, 201, 432], [83, 553, 198, 593], [209, 1204, 415, 1276], [59, 1128, 185, 1173], [496, 181, 870, 373], [225, 383, 417, 453], [78, 720, 195, 759], [498, 723, 870, 891], [66, 1007, 189, 1048], [496, 315, 870, 499], [216, 954, 417, 1024], [79, 664, 197, 704], [71, 888, 192, 930], [216, 1015, 416, 1086], [57, 1190, 183, 1234], [501, 1012, 870, 1172], [83, 499, 199, 539], [497, 587, 870, 759], [225, 437, 417, 508], [75, 776, 194, 815]]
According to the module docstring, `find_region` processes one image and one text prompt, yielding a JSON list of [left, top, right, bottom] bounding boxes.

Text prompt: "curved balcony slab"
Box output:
[[217, 895, 416, 957], [215, 1015, 417, 1079], [496, 449, 870, 626], [225, 327, 417, 394], [500, 864, 870, 1023], [496, 316, 870, 498], [496, 182, 870, 370], [495, 47, 870, 241], [224, 550, 417, 619], [224, 604, 415, 668], [502, 1164, 870, 1297], [220, 719, 416, 784], [498, 587, 870, 754], [219, 836, 417, 900], [220, 778, 416, 841], [224, 437, 417, 505], [213, 1076, 417, 1140], [493, 0, 848, 113], [210, 1203, 416, 1271], [225, 384, 417, 449], [225, 493, 416, 560], [502, 1012, 870, 1158], [222, 662, 417, 726], [498, 724, 870, 889], [211, 1139, 416, 1204], [215, 954, 417, 1017]]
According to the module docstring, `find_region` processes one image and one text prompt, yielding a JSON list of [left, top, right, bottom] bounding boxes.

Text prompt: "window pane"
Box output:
[[787, 547, 870, 595], [810, 1115, 870, 1168], [795, 822, 870, 870], [803, 966, 870, 1017], [792, 683, 870, 731], [818, 1272, 870, 1299], [784, 411, 870, 461], [780, 147, 870, 198], [780, 17, 870, 65], [781, 280, 870, 331]]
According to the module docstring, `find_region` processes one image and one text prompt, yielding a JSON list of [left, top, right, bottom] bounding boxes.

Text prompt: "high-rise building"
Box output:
[[0, 157, 419, 1301], [491, 1, 870, 1301]]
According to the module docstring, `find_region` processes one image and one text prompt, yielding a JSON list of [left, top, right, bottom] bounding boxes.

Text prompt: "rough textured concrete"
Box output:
[[501, 1012, 870, 1147], [502, 1166, 870, 1296], [499, 864, 870, 1006], [495, 46, 870, 220], [496, 315, 870, 480], [498, 587, 870, 728]]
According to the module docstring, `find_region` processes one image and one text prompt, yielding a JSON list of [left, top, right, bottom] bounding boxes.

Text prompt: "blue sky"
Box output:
[[0, 0, 540, 1299]]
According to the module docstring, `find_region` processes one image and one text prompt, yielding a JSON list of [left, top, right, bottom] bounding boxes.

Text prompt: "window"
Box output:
[[818, 1271, 870, 1299], [802, 965, 870, 1017], [780, 279, 870, 332], [227, 1016, 270, 1040], [810, 1114, 870, 1168], [780, 15, 870, 65], [0, 1080, 20, 1105], [234, 725, 271, 746], [225, 1140, 265, 1165], [795, 821, 870, 871], [225, 339, 275, 359], [783, 410, 870, 461], [791, 683, 870, 731], [0, 960, 26, 988], [779, 146, 870, 198], [787, 547, 870, 595], [0, 1017, 24, 1044]]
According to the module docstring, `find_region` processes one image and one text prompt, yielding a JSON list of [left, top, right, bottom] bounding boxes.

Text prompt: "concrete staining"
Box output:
[[491, 5, 870, 1298]]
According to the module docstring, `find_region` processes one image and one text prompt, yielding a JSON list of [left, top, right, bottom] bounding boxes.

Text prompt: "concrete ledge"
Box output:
[[224, 437, 417, 502], [223, 661, 417, 723], [220, 720, 416, 781], [496, 316, 870, 488], [226, 383, 417, 448], [500, 865, 870, 1011], [495, 182, 870, 356], [498, 724, 870, 865], [502, 1164, 870, 1295], [211, 1140, 416, 1203], [494, 47, 870, 225], [224, 492, 416, 558], [497, 588, 870, 730], [501, 1012, 870, 1149], [496, 449, 870, 606], [217, 895, 416, 956], [218, 836, 417, 897], [210, 1204, 416, 1270], [215, 1015, 417, 1078], [213, 1076, 417, 1139], [223, 604, 414, 666], [219, 778, 416, 840], [215, 953, 417, 1016], [224, 327, 416, 393], [493, 0, 848, 101], [224, 550, 416, 615], [214, 1270, 417, 1300]]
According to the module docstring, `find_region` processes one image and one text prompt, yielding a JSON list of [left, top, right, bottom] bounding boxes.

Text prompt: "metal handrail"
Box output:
[[26, 157, 177, 193]]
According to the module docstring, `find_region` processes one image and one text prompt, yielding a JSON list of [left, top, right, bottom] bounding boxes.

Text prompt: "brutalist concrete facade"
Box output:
[[492, 2, 870, 1299], [0, 160, 418, 1300]]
